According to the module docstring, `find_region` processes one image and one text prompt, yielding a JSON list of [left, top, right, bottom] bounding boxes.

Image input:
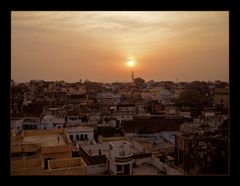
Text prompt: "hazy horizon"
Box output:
[[11, 11, 229, 83], [11, 78, 229, 84]]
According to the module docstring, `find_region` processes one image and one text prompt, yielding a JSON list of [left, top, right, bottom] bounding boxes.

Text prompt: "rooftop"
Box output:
[[23, 134, 66, 146], [133, 164, 164, 175], [48, 157, 86, 169], [11, 129, 71, 147], [66, 125, 94, 132], [81, 143, 109, 156], [81, 140, 149, 157]]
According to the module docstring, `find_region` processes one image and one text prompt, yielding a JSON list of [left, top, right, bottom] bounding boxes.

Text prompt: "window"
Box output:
[[76, 134, 80, 140], [17, 126, 20, 130], [85, 134, 88, 140], [58, 126, 61, 129], [44, 127, 46, 130], [117, 165, 122, 172], [70, 135, 73, 142], [80, 134, 84, 141]]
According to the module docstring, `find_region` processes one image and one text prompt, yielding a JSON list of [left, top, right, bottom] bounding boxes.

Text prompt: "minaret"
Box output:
[[131, 70, 134, 83]]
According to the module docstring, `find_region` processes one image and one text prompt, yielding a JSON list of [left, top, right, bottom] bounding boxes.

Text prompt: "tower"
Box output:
[[131, 70, 134, 83]]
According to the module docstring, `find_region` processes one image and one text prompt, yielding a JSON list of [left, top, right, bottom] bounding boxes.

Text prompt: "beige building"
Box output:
[[11, 128, 87, 175]]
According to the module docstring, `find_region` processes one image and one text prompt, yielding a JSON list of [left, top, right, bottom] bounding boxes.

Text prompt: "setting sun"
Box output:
[[12, 11, 228, 82], [127, 60, 136, 67]]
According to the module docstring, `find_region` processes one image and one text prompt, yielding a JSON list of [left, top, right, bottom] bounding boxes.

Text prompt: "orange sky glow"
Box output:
[[11, 11, 229, 83]]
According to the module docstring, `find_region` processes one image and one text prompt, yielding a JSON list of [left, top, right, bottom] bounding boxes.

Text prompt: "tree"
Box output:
[[175, 89, 204, 109], [175, 89, 204, 118], [134, 77, 145, 87]]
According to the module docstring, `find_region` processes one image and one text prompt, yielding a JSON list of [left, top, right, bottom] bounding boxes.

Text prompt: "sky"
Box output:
[[11, 11, 229, 83]]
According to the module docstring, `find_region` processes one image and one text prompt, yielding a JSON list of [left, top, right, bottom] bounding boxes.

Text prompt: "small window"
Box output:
[[44, 127, 46, 130], [76, 134, 80, 140], [117, 165, 122, 172], [85, 134, 88, 140], [70, 135, 73, 142], [80, 134, 84, 141], [58, 126, 61, 129]]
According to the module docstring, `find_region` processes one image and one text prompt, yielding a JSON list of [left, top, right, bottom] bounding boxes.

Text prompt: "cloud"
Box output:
[[11, 11, 229, 82]]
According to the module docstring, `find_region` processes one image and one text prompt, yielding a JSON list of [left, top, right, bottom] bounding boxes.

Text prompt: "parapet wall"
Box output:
[[48, 157, 86, 169]]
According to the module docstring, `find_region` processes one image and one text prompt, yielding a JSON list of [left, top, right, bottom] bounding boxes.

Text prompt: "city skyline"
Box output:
[[11, 11, 229, 83]]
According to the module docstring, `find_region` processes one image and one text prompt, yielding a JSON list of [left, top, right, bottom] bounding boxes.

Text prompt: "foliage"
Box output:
[[134, 77, 145, 86], [175, 89, 204, 109]]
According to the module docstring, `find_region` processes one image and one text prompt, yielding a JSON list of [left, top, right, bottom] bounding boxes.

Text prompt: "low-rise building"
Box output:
[[11, 128, 87, 175], [108, 140, 134, 175], [66, 125, 94, 145], [79, 140, 153, 175], [95, 125, 125, 143], [22, 117, 40, 130], [175, 120, 228, 175]]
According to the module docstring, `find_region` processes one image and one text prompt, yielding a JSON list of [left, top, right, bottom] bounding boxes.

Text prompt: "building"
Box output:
[[11, 128, 87, 175], [94, 125, 125, 143], [40, 114, 65, 129], [96, 93, 121, 106], [66, 125, 94, 145], [122, 115, 191, 134], [175, 120, 228, 175], [79, 140, 154, 175], [22, 117, 40, 130], [108, 140, 134, 175], [141, 87, 171, 104], [41, 114, 54, 129], [44, 90, 67, 104]]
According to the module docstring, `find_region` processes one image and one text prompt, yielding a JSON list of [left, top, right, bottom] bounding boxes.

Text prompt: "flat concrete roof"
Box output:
[[23, 134, 66, 146], [133, 164, 163, 175], [81, 140, 144, 156], [66, 125, 93, 132], [81, 143, 109, 156]]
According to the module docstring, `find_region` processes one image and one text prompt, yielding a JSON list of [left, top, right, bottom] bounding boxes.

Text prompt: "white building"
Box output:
[[66, 126, 94, 145], [108, 140, 134, 175], [40, 115, 54, 129], [80, 140, 180, 175], [40, 115, 65, 129]]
